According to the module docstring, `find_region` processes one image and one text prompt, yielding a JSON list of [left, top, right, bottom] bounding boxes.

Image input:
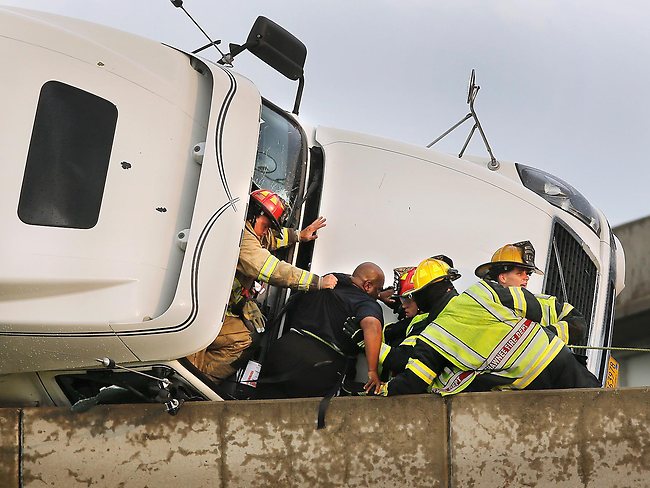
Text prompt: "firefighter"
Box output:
[[380, 267, 420, 349], [187, 189, 337, 383], [377, 256, 600, 396], [475, 241, 587, 346]]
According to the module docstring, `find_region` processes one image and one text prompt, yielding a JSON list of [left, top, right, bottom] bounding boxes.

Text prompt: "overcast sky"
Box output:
[[3, 0, 648, 227]]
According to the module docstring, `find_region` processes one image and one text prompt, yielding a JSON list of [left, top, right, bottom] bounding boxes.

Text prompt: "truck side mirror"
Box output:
[[230, 16, 307, 81]]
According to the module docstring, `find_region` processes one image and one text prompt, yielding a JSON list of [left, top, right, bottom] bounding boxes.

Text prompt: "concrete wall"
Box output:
[[3, 389, 650, 487], [614, 216, 650, 320], [451, 389, 650, 487], [0, 409, 19, 488]]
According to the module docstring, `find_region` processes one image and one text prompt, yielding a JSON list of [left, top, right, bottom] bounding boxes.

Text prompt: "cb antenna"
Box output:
[[169, 1, 230, 62], [427, 69, 499, 170]]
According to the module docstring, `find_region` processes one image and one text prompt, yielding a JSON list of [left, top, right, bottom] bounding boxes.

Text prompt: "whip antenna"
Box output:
[[169, 1, 229, 61]]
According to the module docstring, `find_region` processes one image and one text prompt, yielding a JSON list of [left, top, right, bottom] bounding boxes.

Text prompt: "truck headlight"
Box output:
[[517, 163, 601, 236]]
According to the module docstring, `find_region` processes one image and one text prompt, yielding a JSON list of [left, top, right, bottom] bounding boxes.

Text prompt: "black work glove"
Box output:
[[342, 316, 364, 351]]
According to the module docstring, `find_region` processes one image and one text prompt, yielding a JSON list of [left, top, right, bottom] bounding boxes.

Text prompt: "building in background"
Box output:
[[613, 216, 650, 386]]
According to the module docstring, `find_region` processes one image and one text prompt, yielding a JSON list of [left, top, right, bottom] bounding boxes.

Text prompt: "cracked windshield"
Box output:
[[253, 104, 304, 220]]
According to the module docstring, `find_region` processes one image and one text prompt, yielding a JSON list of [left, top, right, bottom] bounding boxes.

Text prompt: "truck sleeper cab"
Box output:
[[0, 7, 624, 408]]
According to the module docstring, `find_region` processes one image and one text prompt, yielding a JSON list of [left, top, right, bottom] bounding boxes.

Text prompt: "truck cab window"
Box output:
[[251, 103, 308, 324], [253, 103, 306, 225], [18, 81, 117, 229]]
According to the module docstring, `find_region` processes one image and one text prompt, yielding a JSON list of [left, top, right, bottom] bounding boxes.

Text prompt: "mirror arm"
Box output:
[[191, 39, 222, 55], [292, 76, 305, 115], [219, 40, 260, 65]]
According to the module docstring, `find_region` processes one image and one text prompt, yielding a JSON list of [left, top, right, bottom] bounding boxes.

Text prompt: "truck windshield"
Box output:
[[252, 103, 305, 218]]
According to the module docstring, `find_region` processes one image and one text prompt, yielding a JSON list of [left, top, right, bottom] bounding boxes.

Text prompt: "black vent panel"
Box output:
[[544, 223, 598, 329]]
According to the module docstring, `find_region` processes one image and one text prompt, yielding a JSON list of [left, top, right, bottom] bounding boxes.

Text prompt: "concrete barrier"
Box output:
[[2, 388, 650, 487], [0, 409, 19, 488], [20, 395, 448, 487], [450, 388, 650, 488]]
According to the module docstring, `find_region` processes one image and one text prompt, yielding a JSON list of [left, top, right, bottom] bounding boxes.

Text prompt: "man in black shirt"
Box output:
[[255, 262, 385, 399]]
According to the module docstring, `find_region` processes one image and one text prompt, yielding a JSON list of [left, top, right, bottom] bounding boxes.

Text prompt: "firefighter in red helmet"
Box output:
[[187, 189, 337, 383], [346, 257, 460, 380]]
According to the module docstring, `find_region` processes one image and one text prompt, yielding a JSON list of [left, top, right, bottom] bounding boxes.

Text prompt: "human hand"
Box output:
[[242, 300, 266, 333], [364, 370, 382, 395], [378, 287, 396, 308], [299, 216, 327, 242], [320, 274, 338, 289]]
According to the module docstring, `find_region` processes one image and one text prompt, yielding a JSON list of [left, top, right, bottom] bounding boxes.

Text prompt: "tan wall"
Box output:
[[2, 388, 650, 487]]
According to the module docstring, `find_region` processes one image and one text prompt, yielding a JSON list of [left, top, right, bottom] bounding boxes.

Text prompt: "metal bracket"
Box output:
[[427, 69, 499, 170]]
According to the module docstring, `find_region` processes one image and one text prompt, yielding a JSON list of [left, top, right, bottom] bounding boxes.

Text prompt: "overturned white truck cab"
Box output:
[[0, 7, 624, 408]]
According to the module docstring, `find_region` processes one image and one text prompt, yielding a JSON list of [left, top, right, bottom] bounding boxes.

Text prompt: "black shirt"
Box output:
[[286, 273, 384, 354]]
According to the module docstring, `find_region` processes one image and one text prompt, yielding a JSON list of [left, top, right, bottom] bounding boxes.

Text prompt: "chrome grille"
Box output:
[[544, 222, 598, 329]]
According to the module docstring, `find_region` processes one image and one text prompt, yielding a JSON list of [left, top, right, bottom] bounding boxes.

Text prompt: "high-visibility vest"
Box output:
[[465, 281, 575, 344], [379, 313, 429, 369], [535, 293, 574, 344], [409, 280, 564, 395]]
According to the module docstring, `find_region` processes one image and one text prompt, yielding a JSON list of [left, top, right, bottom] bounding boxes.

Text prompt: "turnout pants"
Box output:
[[186, 315, 252, 383], [526, 346, 601, 390]]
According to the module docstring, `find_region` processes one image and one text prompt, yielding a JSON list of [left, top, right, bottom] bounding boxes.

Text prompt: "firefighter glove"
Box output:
[[242, 300, 266, 333], [342, 316, 365, 351]]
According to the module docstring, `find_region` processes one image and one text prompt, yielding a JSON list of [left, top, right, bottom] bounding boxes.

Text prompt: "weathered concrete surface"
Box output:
[[450, 388, 650, 488], [0, 409, 20, 488], [10, 388, 650, 487], [21, 395, 448, 487]]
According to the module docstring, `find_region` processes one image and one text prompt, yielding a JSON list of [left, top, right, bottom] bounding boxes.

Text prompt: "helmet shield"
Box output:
[[391, 266, 416, 298]]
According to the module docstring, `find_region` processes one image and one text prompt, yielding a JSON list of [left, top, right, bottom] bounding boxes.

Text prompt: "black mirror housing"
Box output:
[[245, 16, 306, 80]]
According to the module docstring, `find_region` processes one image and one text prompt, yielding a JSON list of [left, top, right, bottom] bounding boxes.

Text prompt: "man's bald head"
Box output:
[[352, 262, 385, 299]]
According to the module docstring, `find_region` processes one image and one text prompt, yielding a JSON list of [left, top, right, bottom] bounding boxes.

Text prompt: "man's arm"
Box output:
[[382, 317, 410, 345], [380, 313, 430, 375], [532, 294, 587, 345], [239, 228, 336, 291], [488, 282, 543, 322], [360, 316, 382, 394], [381, 338, 417, 376], [557, 306, 587, 345]]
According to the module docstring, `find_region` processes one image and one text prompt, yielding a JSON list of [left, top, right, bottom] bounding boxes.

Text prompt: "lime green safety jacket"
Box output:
[[474, 280, 587, 346], [378, 312, 429, 378], [384, 280, 569, 396]]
